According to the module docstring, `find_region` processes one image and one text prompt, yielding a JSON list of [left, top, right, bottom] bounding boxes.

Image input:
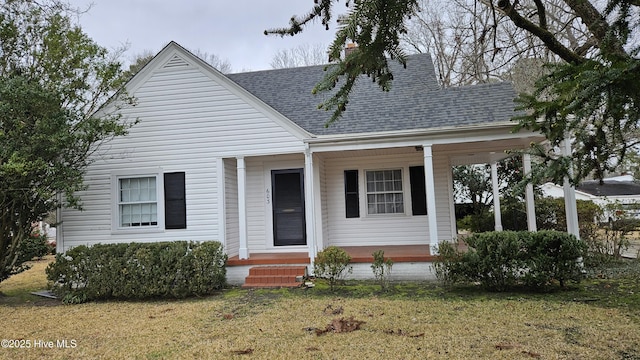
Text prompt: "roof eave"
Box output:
[[304, 121, 536, 145]]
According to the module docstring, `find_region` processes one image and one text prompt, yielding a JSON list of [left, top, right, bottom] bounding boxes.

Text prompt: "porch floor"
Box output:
[[227, 245, 435, 266]]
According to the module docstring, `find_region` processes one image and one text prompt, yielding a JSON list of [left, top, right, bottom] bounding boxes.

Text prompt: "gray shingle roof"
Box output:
[[227, 54, 518, 136], [578, 180, 640, 196]]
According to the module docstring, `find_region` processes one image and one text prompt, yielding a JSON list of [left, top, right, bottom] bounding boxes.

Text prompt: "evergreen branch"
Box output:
[[263, 0, 334, 36]]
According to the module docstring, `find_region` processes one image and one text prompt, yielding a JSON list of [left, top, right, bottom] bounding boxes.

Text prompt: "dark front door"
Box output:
[[272, 169, 306, 246]]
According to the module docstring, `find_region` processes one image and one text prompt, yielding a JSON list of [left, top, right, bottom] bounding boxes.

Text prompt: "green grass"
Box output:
[[0, 256, 53, 305], [0, 257, 639, 359]]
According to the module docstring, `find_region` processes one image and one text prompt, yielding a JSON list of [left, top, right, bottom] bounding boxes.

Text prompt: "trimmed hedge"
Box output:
[[434, 231, 586, 291], [46, 241, 227, 303]]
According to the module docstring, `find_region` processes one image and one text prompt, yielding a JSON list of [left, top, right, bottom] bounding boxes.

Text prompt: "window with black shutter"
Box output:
[[344, 170, 360, 218], [164, 172, 186, 229], [409, 166, 427, 215]]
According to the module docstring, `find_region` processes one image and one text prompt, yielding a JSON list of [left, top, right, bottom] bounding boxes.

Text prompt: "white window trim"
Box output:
[[362, 167, 411, 217], [111, 168, 165, 234]]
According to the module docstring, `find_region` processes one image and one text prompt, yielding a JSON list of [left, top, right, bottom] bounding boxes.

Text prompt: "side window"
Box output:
[[118, 176, 158, 227]]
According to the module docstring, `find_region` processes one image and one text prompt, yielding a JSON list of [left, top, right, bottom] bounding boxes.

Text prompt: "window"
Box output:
[[113, 171, 187, 231], [366, 169, 404, 214], [118, 176, 158, 227]]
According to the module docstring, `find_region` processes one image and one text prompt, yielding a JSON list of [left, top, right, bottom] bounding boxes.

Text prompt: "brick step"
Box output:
[[242, 266, 307, 288]]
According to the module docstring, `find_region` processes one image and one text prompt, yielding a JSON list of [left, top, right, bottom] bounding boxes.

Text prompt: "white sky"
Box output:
[[67, 0, 339, 72]]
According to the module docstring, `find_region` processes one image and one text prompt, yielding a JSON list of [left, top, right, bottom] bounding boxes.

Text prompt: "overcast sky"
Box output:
[[68, 0, 339, 72]]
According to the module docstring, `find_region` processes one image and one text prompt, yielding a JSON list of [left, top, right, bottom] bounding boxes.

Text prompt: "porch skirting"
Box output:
[[226, 262, 438, 285]]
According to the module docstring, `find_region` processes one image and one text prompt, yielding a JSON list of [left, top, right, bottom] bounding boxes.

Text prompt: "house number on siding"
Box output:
[[266, 189, 270, 205]]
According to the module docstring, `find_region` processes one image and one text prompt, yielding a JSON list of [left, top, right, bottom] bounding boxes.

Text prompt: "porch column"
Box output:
[[423, 144, 439, 254], [237, 156, 249, 259], [491, 160, 503, 231], [312, 153, 324, 251], [561, 139, 580, 239], [304, 146, 317, 261], [523, 153, 537, 231]]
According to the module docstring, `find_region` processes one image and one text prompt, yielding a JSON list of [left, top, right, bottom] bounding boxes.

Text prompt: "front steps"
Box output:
[[242, 266, 307, 288]]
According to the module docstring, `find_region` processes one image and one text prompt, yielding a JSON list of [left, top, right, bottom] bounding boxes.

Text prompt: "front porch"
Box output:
[[227, 244, 436, 266], [226, 245, 438, 285]]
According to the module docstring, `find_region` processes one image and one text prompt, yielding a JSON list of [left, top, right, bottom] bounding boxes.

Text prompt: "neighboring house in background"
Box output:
[[58, 42, 560, 285], [32, 221, 56, 244], [541, 175, 640, 220]]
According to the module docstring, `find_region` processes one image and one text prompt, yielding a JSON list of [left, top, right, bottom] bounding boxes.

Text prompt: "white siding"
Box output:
[[322, 152, 453, 247], [61, 54, 305, 250], [224, 158, 239, 257], [433, 154, 454, 240], [245, 158, 266, 251]]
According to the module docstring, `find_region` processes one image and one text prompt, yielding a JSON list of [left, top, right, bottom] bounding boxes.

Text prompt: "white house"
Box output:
[[57, 42, 576, 285], [541, 175, 640, 220]]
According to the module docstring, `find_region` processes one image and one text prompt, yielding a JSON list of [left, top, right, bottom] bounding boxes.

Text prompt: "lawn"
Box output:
[[1, 257, 639, 359]]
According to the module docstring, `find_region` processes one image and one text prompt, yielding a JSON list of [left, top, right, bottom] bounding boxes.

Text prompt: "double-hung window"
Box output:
[[113, 171, 187, 231], [118, 176, 158, 227], [366, 169, 404, 214]]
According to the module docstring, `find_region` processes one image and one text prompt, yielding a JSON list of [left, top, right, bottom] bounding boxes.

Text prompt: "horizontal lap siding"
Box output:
[[433, 154, 454, 241], [224, 158, 239, 257], [246, 159, 266, 251], [61, 64, 305, 250], [323, 152, 453, 247]]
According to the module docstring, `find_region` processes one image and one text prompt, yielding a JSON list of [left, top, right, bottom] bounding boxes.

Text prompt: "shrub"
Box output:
[[584, 202, 634, 267], [16, 233, 50, 264], [519, 231, 586, 288], [314, 246, 352, 291], [371, 250, 393, 290], [434, 231, 585, 291], [464, 231, 523, 291], [48, 241, 56, 255], [432, 240, 467, 287], [46, 241, 227, 304]]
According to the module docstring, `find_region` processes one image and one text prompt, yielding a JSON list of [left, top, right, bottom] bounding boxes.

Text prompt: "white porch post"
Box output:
[[491, 161, 503, 231], [561, 139, 580, 239], [304, 146, 317, 262], [237, 156, 249, 259], [423, 145, 439, 254], [312, 154, 324, 251], [523, 153, 537, 231]]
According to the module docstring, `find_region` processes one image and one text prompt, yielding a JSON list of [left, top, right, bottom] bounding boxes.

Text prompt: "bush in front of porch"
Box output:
[[434, 230, 585, 291], [314, 246, 352, 291]]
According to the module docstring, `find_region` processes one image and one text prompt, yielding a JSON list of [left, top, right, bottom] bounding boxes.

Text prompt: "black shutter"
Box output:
[[344, 170, 360, 218], [164, 172, 186, 229], [409, 166, 427, 215]]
